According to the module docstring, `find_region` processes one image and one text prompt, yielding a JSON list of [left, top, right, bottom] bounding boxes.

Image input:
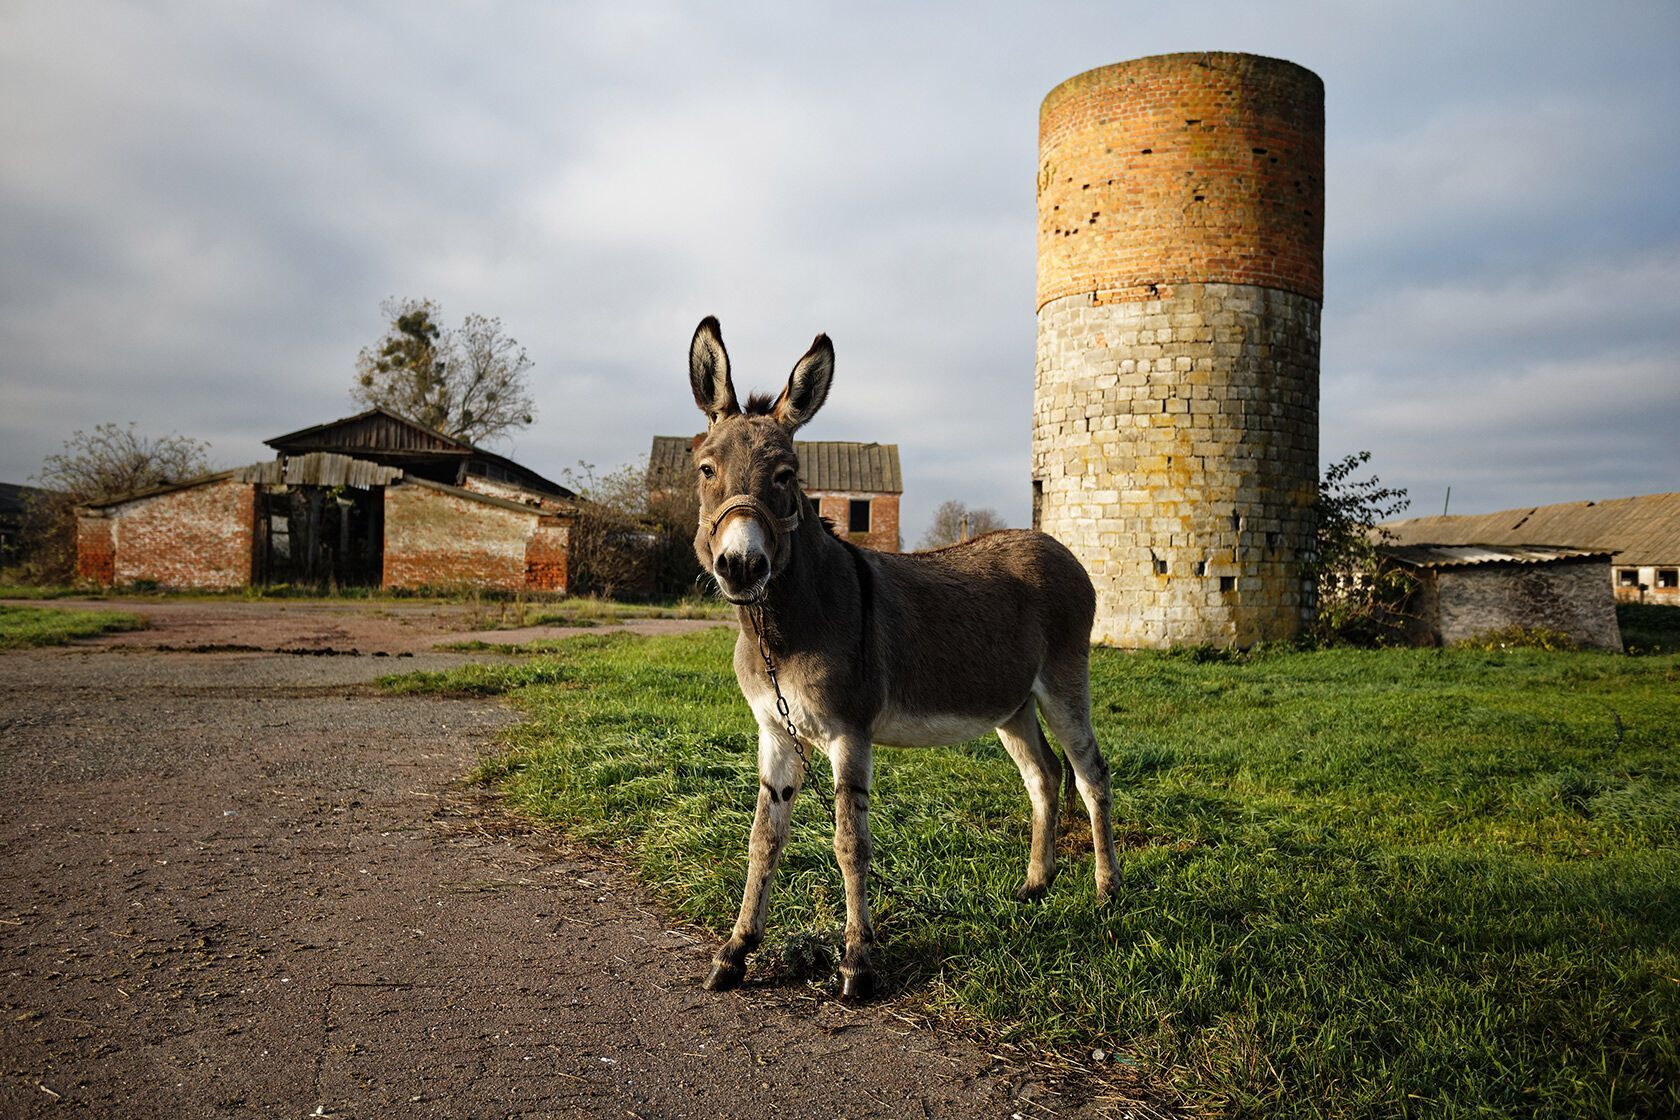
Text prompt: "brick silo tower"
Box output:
[[1032, 52, 1323, 648]]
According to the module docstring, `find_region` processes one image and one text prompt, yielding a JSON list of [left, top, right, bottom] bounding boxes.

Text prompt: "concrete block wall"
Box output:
[[1035, 52, 1323, 648], [86, 479, 258, 589]]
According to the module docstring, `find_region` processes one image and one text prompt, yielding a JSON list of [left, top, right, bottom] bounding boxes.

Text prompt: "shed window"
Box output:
[[848, 499, 871, 533], [1657, 569, 1678, 589], [1616, 568, 1640, 587]]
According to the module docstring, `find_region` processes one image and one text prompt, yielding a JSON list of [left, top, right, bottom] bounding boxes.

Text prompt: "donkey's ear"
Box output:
[[770, 333, 833, 433], [689, 316, 739, 426]]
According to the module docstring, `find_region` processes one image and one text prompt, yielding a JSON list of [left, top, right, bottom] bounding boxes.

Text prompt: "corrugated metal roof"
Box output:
[[1379, 544, 1612, 570], [648, 435, 902, 494], [1382, 491, 1680, 567]]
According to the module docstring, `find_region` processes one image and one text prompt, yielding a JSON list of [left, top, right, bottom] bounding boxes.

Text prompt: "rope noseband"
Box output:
[[705, 493, 801, 542]]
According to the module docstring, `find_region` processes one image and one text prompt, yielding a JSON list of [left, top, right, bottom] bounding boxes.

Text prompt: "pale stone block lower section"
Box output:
[[1033, 284, 1319, 648]]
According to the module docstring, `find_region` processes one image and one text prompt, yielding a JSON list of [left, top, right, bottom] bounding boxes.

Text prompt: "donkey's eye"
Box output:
[[773, 467, 795, 487], [698, 463, 715, 480]]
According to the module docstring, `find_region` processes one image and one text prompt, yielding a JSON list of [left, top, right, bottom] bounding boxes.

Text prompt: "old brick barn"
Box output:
[[75, 408, 587, 593], [650, 434, 903, 552]]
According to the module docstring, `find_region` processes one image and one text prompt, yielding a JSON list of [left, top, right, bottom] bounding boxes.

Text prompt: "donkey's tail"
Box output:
[[1061, 749, 1077, 828]]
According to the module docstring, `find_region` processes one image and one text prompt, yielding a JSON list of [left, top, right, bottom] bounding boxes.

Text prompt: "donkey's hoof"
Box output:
[[1015, 880, 1051, 903], [838, 968, 876, 1002], [703, 961, 745, 991], [1095, 876, 1121, 905]]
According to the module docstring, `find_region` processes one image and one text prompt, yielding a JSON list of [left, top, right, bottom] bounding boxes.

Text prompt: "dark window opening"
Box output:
[[1616, 568, 1640, 587], [848, 499, 871, 534], [1031, 480, 1043, 531], [1152, 556, 1168, 576], [1219, 576, 1236, 592], [1657, 569, 1678, 589], [1194, 560, 1207, 576]]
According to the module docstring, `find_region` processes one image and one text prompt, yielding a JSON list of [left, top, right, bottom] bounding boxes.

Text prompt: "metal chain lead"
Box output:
[[745, 605, 959, 919]]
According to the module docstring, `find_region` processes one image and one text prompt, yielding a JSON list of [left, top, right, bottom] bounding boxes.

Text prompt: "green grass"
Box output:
[[0, 583, 107, 600], [386, 631, 1680, 1118], [509, 595, 733, 628], [0, 604, 145, 647]]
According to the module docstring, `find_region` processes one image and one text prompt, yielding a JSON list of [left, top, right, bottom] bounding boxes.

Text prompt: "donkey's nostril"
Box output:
[[746, 553, 769, 584]]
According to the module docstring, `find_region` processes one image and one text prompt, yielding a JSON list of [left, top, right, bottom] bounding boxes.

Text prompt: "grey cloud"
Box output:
[[2, 0, 1677, 544]]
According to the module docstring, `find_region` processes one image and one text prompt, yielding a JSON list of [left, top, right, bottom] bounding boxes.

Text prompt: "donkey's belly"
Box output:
[[872, 706, 1014, 748]]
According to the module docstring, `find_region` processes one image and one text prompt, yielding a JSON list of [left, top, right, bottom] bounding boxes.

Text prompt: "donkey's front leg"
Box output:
[[704, 726, 805, 991], [830, 734, 876, 1000]]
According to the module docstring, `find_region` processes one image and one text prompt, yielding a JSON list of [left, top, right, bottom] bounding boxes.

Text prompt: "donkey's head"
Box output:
[[687, 316, 834, 604]]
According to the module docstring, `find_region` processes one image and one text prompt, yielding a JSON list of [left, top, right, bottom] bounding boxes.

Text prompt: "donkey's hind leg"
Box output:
[[705, 726, 805, 990], [1034, 662, 1121, 901], [996, 698, 1062, 901]]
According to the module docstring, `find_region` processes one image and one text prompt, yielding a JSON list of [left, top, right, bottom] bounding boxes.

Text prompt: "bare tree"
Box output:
[[21, 423, 211, 582], [353, 297, 536, 444], [561, 457, 702, 598], [918, 499, 1006, 550], [560, 460, 657, 599]]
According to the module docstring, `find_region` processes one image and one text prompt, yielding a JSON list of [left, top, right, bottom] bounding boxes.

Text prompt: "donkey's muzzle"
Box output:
[[716, 548, 769, 591]]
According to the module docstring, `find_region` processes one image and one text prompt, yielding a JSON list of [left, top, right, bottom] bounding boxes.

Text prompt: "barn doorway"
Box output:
[[255, 486, 384, 588]]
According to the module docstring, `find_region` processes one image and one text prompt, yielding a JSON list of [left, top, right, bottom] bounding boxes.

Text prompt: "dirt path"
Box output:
[[0, 603, 1127, 1119]]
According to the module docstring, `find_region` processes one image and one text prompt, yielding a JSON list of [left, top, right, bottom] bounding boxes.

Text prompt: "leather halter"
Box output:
[[704, 493, 802, 542]]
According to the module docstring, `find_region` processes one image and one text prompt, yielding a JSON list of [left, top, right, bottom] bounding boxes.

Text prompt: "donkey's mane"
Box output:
[[743, 392, 777, 416]]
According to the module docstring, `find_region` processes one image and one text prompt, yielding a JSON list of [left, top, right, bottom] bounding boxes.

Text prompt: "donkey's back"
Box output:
[[865, 529, 1096, 745]]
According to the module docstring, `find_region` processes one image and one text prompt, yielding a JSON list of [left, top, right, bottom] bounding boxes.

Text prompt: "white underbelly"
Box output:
[[872, 707, 1010, 748]]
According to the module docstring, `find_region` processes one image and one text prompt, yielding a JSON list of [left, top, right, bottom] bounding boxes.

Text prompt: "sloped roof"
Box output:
[[1383, 492, 1680, 567], [266, 406, 471, 455], [650, 435, 903, 495], [266, 406, 570, 496], [1379, 544, 1611, 570]]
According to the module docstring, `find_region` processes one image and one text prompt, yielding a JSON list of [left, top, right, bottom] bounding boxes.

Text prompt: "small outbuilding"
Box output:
[[1378, 544, 1622, 651], [76, 408, 591, 593], [1384, 492, 1680, 607], [650, 435, 903, 552]]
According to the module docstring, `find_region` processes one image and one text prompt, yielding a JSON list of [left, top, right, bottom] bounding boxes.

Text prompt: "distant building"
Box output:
[[650, 435, 903, 552], [1384, 492, 1680, 607], [1378, 545, 1622, 650], [76, 408, 590, 592]]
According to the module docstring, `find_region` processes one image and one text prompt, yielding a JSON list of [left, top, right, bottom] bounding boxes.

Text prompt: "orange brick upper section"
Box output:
[[1037, 52, 1323, 309]]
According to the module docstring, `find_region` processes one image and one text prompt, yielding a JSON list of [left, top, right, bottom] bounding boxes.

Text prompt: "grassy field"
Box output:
[[0, 604, 145, 647], [389, 628, 1680, 1118]]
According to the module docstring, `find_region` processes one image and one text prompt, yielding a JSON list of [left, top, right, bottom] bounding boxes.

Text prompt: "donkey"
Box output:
[[686, 316, 1120, 999]]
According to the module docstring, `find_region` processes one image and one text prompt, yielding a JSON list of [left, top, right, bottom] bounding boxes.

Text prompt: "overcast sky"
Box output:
[[3, 1, 1676, 543]]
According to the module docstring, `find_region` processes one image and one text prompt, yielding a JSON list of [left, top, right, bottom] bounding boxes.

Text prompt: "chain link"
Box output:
[[745, 605, 960, 919], [750, 605, 829, 817]]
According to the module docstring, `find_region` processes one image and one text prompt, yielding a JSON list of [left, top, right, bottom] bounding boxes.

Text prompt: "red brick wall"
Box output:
[[383, 483, 545, 591], [102, 479, 257, 589], [75, 514, 115, 585], [812, 491, 900, 552], [1038, 52, 1324, 307], [523, 518, 571, 592]]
